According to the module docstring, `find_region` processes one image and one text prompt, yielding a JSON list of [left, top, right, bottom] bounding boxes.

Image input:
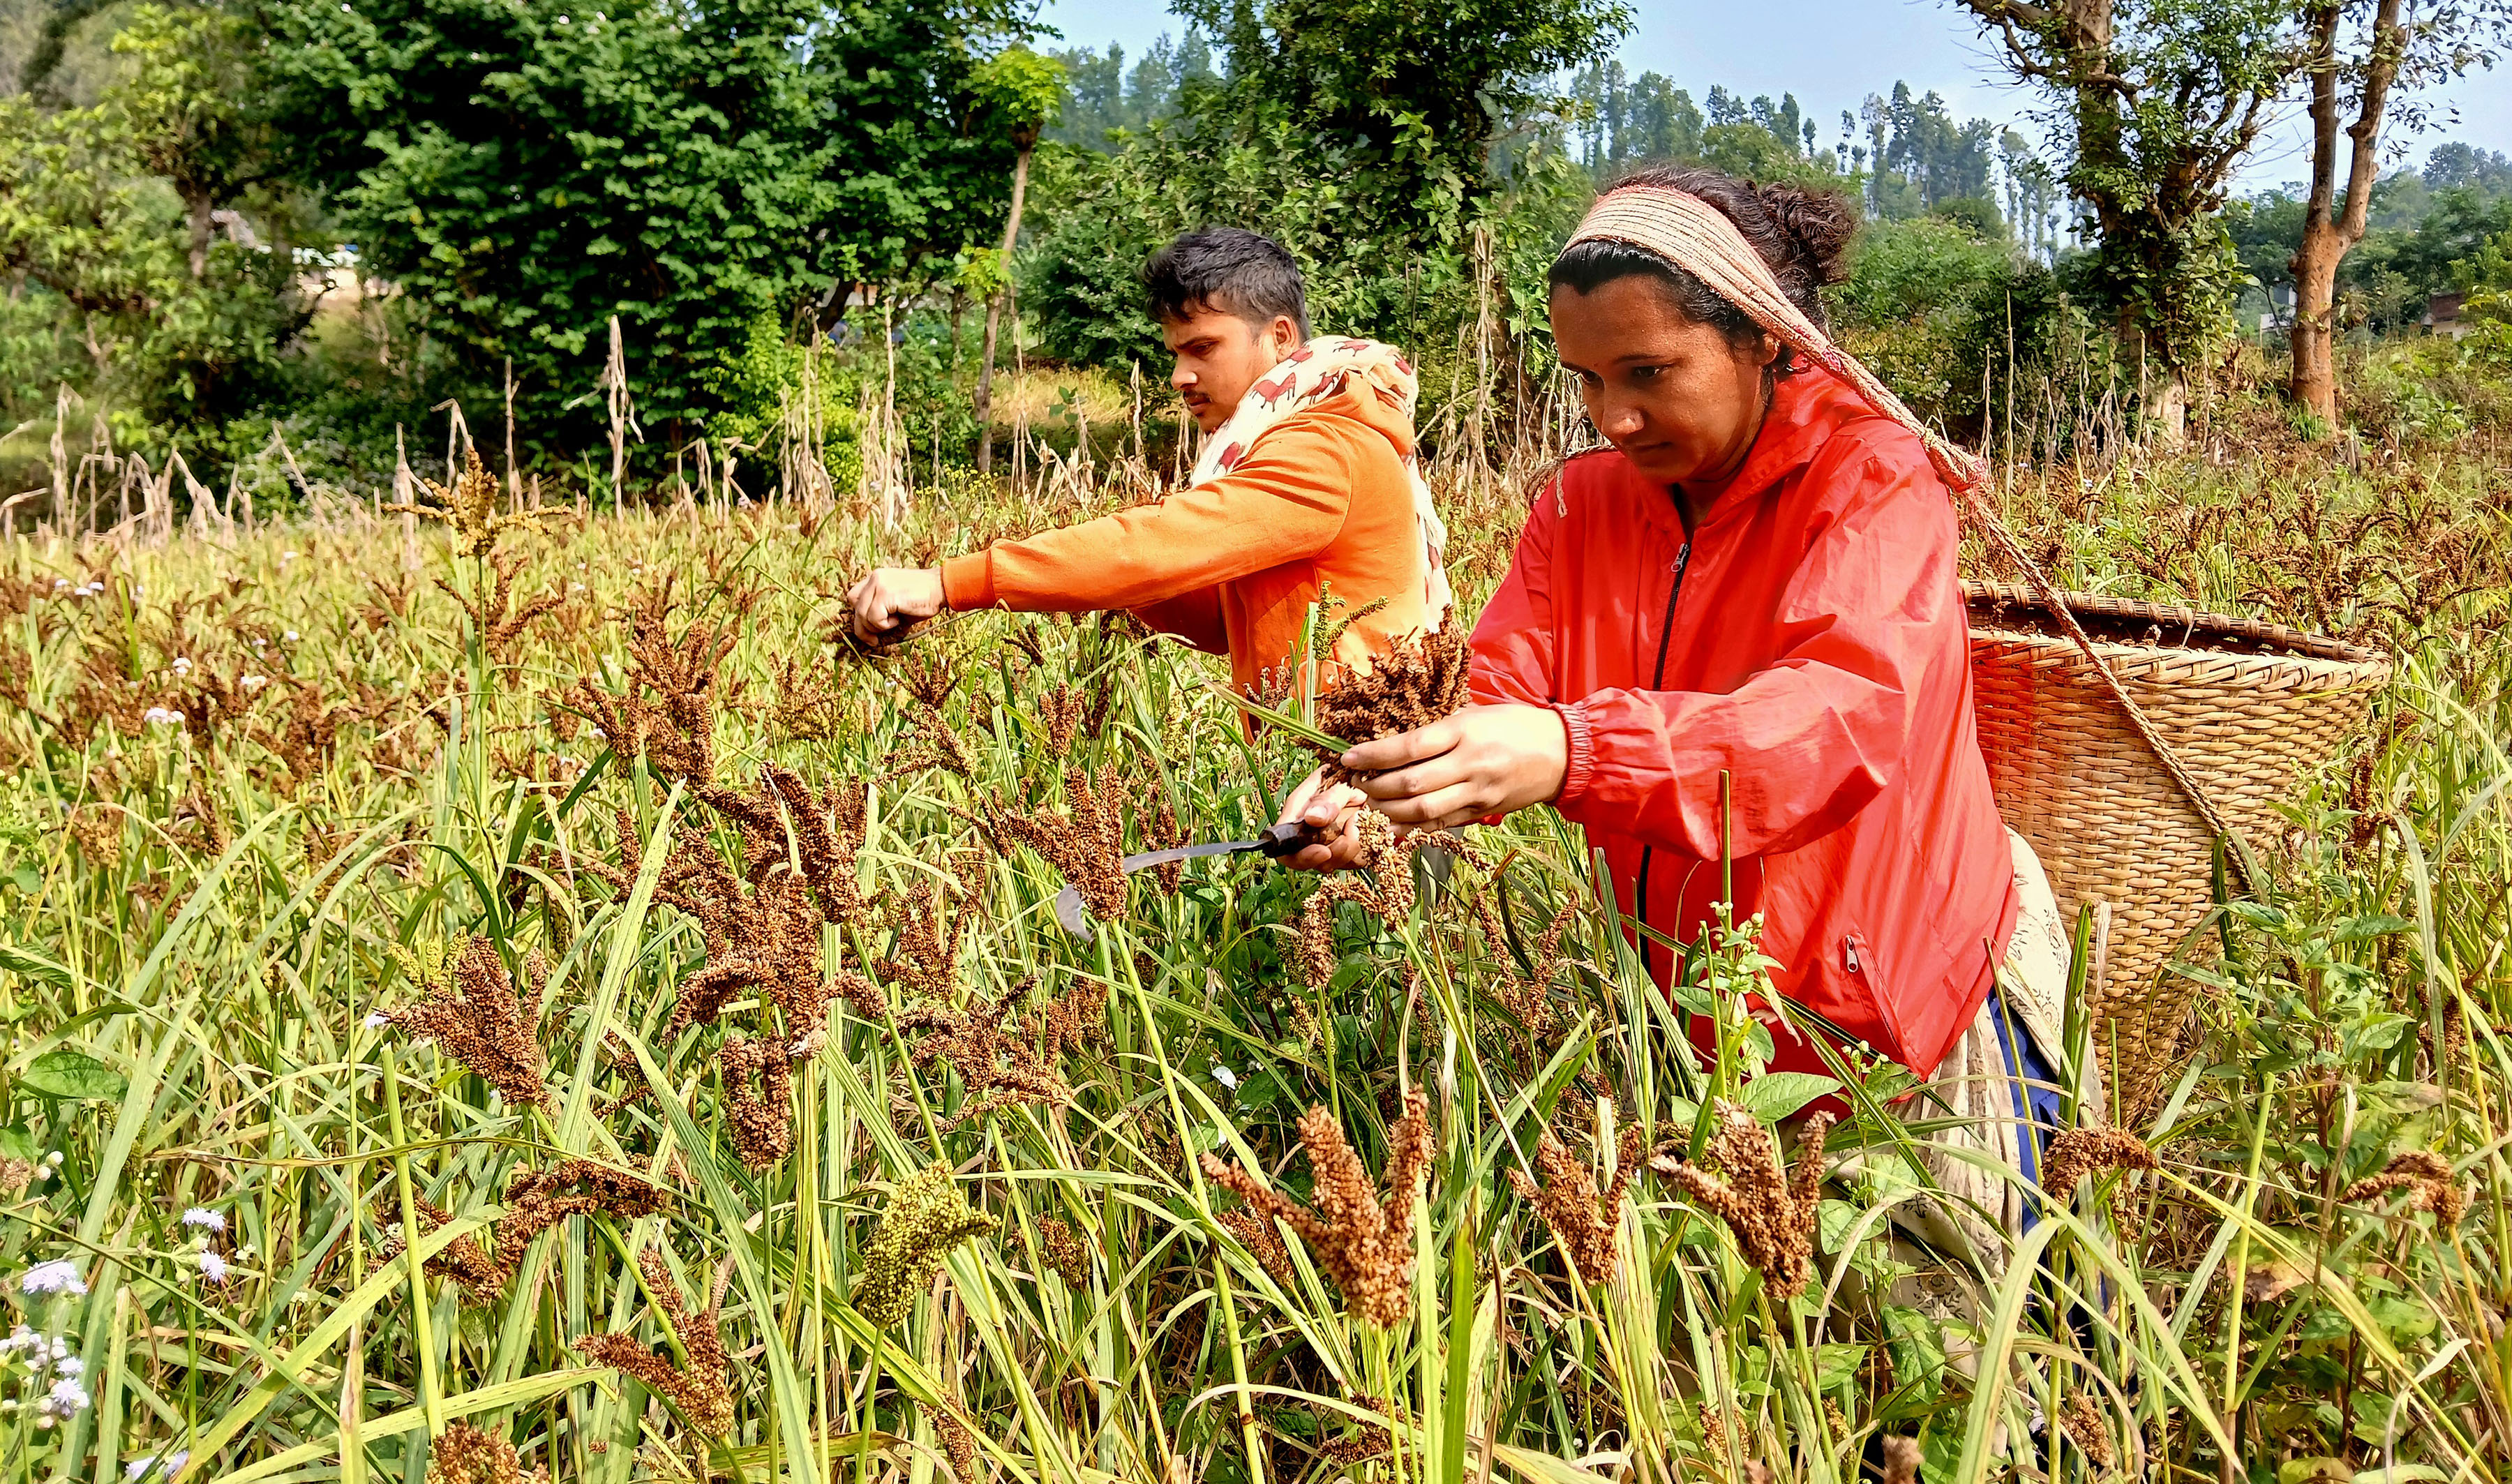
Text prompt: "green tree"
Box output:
[[1174, 0, 1631, 237], [1, 27, 307, 445], [260, 0, 1027, 445], [110, 3, 279, 280], [1953, 0, 2292, 437], [967, 44, 1062, 473], [2283, 0, 2509, 423]]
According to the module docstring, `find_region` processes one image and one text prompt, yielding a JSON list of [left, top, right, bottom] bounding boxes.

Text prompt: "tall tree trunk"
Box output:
[[183, 186, 214, 280], [2288, 0, 2404, 424], [972, 140, 1033, 476]]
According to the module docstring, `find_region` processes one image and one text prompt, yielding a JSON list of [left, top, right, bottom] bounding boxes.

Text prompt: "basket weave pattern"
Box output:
[[1964, 583, 2391, 1110]]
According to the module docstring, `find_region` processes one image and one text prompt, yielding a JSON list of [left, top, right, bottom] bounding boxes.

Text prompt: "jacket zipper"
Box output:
[[1633, 537, 1691, 980]]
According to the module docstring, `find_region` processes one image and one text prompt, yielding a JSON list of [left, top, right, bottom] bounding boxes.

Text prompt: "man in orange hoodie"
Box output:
[[846, 228, 1449, 692]]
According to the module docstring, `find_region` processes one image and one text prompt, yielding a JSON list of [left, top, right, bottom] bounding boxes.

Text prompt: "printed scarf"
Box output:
[[1190, 336, 1453, 628]]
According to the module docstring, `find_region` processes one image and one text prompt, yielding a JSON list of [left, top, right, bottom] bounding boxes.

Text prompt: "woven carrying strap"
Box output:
[[1567, 187, 2265, 891]]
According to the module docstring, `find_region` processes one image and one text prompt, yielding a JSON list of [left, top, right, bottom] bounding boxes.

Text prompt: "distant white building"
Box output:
[[2423, 291, 2472, 341]]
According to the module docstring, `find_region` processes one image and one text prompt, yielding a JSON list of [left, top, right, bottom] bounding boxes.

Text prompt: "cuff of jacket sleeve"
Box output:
[[939, 551, 995, 611], [1549, 700, 1593, 806]]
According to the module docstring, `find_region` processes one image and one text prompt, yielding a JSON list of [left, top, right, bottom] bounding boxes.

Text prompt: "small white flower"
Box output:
[[127, 1451, 190, 1480], [282, 550, 301, 561], [1210, 1064, 1239, 1090], [170, 657, 192, 673], [142, 707, 184, 728], [52, 1356, 82, 1379], [240, 675, 267, 691], [195, 1250, 228, 1282], [44, 1151, 62, 1167], [587, 726, 605, 740], [52, 578, 67, 590], [284, 630, 299, 641], [232, 1245, 255, 1261], [42, 1375, 91, 1418], [181, 1207, 226, 1232], [363, 1011, 391, 1029], [20, 1260, 87, 1297]]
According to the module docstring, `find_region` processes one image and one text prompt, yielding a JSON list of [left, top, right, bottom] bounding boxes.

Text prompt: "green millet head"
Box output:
[[851, 1163, 999, 1328]]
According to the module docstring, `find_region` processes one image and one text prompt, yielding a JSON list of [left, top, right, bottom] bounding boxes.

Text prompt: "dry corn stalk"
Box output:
[[1200, 1087, 1433, 1326]]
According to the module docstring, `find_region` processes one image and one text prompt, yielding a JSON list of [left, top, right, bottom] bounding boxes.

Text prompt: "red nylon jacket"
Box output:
[[1468, 366, 2018, 1081]]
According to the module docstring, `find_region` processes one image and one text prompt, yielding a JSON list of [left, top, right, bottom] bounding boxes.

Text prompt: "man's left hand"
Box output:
[[1343, 703, 1569, 832], [846, 567, 945, 647]]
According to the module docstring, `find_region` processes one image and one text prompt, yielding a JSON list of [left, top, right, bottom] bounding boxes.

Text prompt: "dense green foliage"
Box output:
[[2231, 145, 2512, 335], [257, 0, 1029, 442]]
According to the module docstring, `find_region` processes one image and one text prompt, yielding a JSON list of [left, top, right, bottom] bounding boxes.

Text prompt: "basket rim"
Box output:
[[1961, 580, 2386, 667]]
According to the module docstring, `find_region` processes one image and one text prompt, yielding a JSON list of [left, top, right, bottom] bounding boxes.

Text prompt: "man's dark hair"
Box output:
[[1144, 228, 1310, 338]]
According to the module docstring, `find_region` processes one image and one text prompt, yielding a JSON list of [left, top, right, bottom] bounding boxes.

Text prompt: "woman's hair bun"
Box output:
[[1756, 183, 1857, 287]]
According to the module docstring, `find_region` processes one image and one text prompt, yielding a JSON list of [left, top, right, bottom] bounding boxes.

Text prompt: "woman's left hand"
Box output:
[[1342, 703, 1569, 832]]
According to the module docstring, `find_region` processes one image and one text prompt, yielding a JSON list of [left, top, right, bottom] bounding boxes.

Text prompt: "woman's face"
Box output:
[[1550, 275, 1781, 488]]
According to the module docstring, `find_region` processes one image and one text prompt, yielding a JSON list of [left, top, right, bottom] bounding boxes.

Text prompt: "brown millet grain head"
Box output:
[[2056, 1392, 2114, 1469], [1879, 1435, 1922, 1484], [895, 649, 959, 711], [0, 1157, 32, 1197], [2341, 1149, 2467, 1227], [1654, 1099, 1823, 1298], [1036, 684, 1086, 754], [895, 977, 1075, 1129], [428, 1419, 550, 1484], [1198, 1090, 1430, 1328], [936, 1407, 981, 1482], [1314, 1394, 1396, 1465], [574, 1326, 733, 1437], [881, 881, 965, 1004], [996, 768, 1128, 923], [2039, 1126, 2159, 1198], [1296, 893, 1340, 992], [719, 1035, 796, 1169], [1310, 628, 1474, 783], [377, 1194, 505, 1304], [1036, 1215, 1091, 1288], [1216, 1206, 1295, 1284], [384, 935, 553, 1111], [1510, 1130, 1618, 1286]]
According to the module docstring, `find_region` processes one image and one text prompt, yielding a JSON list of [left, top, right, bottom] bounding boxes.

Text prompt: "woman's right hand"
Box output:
[[1274, 767, 1369, 871]]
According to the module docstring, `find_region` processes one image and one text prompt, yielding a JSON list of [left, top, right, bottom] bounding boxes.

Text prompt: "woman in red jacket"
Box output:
[[1287, 166, 2093, 1261]]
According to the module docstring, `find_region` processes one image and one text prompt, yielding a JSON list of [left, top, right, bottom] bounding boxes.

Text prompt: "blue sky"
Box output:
[[1032, 0, 2512, 193]]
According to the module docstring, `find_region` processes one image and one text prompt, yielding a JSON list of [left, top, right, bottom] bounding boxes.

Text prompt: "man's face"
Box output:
[[1161, 304, 1301, 434]]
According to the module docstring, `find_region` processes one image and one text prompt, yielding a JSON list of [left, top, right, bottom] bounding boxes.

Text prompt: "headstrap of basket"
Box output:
[[1567, 186, 2265, 890]]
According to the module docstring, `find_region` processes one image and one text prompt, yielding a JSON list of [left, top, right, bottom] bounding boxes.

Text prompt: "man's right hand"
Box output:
[[846, 567, 945, 647], [1274, 767, 1370, 871]]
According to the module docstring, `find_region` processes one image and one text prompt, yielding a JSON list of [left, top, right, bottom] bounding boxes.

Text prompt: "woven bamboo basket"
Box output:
[[1964, 582, 2391, 1109]]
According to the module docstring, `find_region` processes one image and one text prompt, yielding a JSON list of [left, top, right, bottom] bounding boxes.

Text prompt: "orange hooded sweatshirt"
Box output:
[[938, 380, 1430, 691]]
